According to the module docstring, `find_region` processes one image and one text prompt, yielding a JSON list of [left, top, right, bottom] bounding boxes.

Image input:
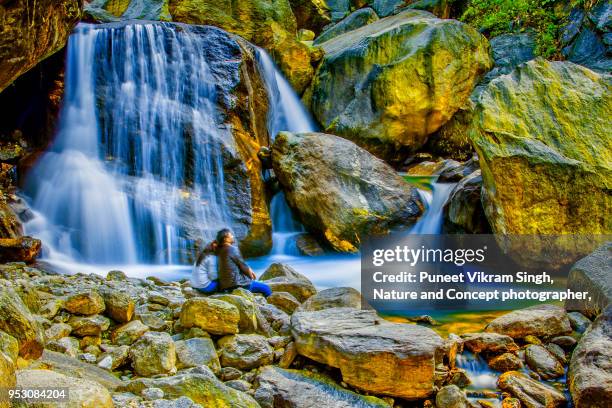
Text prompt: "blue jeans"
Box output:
[[244, 280, 272, 297], [195, 280, 218, 294]]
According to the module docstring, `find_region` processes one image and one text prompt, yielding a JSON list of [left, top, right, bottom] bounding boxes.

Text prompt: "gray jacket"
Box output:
[[217, 244, 252, 290]]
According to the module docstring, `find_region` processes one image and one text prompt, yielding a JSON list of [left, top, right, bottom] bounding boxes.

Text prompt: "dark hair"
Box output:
[[195, 241, 217, 266], [216, 228, 233, 245]]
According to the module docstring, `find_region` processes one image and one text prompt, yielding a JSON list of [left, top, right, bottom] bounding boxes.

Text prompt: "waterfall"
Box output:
[[24, 22, 237, 265], [409, 181, 456, 234]]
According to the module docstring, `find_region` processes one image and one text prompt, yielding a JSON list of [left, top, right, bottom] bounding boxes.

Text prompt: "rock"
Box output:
[[298, 286, 363, 311], [217, 334, 274, 370], [15, 369, 112, 407], [0, 283, 44, 359], [258, 303, 291, 335], [369, 0, 405, 17], [568, 311, 592, 333], [254, 366, 389, 408], [220, 366, 243, 381], [568, 305, 612, 407], [142, 387, 165, 400], [524, 345, 564, 380], [63, 291, 106, 316], [266, 292, 301, 314], [550, 335, 577, 349], [278, 341, 298, 368], [98, 345, 130, 371], [291, 307, 444, 399], [405, 0, 455, 18], [118, 366, 259, 407], [179, 298, 240, 335], [436, 157, 480, 182], [488, 353, 524, 372], [314, 7, 379, 45], [468, 59, 611, 266], [306, 10, 491, 161], [45, 323, 72, 341], [46, 336, 80, 358], [130, 331, 176, 377], [102, 290, 135, 323], [272, 132, 422, 251], [290, 0, 331, 32], [111, 320, 149, 345], [498, 371, 567, 408], [175, 337, 220, 373], [545, 343, 566, 365], [461, 333, 519, 355], [260, 264, 317, 303], [84, 0, 171, 22], [211, 292, 271, 335], [295, 233, 325, 256], [0, 198, 22, 240], [0, 331, 18, 363], [436, 385, 470, 408], [68, 314, 111, 337], [0, 0, 81, 92], [484, 305, 572, 339], [106, 270, 128, 281], [481, 33, 536, 85], [0, 350, 16, 406], [0, 237, 42, 264], [502, 397, 522, 408], [566, 243, 611, 319], [260, 262, 310, 282], [444, 170, 490, 234], [39, 298, 64, 319]]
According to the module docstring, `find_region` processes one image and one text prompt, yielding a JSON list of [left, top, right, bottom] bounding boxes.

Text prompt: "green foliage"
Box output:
[[460, 0, 569, 58]]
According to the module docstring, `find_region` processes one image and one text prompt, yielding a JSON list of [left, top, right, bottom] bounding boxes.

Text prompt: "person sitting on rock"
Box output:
[[191, 240, 219, 294], [215, 228, 272, 297]]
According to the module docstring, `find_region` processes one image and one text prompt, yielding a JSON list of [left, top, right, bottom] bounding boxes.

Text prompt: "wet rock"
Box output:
[[484, 305, 572, 339], [447, 368, 471, 388], [524, 345, 564, 380], [566, 243, 611, 319], [567, 311, 592, 334], [63, 291, 106, 316], [436, 385, 470, 408], [273, 132, 422, 251], [68, 314, 111, 337], [315, 7, 379, 45], [254, 366, 389, 408], [102, 290, 135, 323], [461, 333, 519, 355], [0, 283, 45, 359], [266, 292, 301, 314], [111, 319, 149, 345], [130, 331, 176, 377], [444, 170, 490, 234], [45, 322, 72, 341], [498, 371, 567, 408], [217, 334, 274, 370], [568, 305, 612, 407], [298, 286, 363, 311], [179, 297, 240, 335], [295, 233, 325, 256], [488, 353, 524, 372], [544, 343, 566, 365], [306, 10, 491, 161], [550, 336, 577, 349], [291, 307, 444, 399], [0, 237, 42, 264], [175, 337, 220, 373]]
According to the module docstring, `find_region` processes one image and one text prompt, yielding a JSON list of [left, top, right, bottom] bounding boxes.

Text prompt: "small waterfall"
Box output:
[[409, 181, 456, 234], [269, 192, 303, 255]]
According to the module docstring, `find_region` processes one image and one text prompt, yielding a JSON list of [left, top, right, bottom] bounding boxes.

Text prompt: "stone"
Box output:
[[545, 343, 566, 365], [16, 369, 112, 407], [461, 333, 519, 355], [97, 345, 130, 371], [314, 7, 379, 45], [488, 353, 524, 372], [298, 286, 363, 311], [106, 270, 128, 281], [550, 336, 577, 349], [217, 334, 274, 370], [0, 237, 41, 264], [566, 243, 611, 319], [568, 311, 592, 334], [0, 283, 45, 359], [568, 305, 612, 407], [524, 345, 564, 380], [211, 292, 271, 335], [118, 366, 259, 407], [272, 132, 422, 251], [468, 59, 611, 266], [102, 290, 135, 323], [63, 291, 106, 316], [482, 33, 536, 85], [0, 351, 16, 407], [306, 10, 491, 161], [444, 170, 490, 234], [254, 366, 389, 408], [266, 292, 301, 314], [436, 385, 470, 408], [498, 371, 567, 408], [291, 307, 444, 399], [484, 305, 572, 339], [295, 233, 325, 256], [0, 331, 18, 363], [68, 314, 111, 337], [179, 298, 240, 335], [46, 336, 80, 358], [130, 331, 176, 377], [502, 398, 522, 408], [447, 368, 471, 388], [45, 323, 72, 341], [38, 298, 64, 319], [220, 366, 243, 381], [225, 379, 252, 392], [142, 387, 165, 400], [278, 341, 298, 368], [258, 303, 291, 335], [111, 319, 149, 345], [174, 337, 220, 373], [80, 335, 101, 349], [289, 0, 332, 32]]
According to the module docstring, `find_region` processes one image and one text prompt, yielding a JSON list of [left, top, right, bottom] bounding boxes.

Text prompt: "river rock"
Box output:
[[111, 319, 149, 345], [63, 291, 106, 316], [217, 334, 274, 370], [16, 369, 113, 408], [550, 335, 578, 349], [272, 131, 422, 252], [488, 353, 524, 372], [468, 59, 612, 266], [444, 170, 490, 234], [266, 292, 301, 314], [545, 343, 567, 364], [298, 286, 363, 311], [291, 307, 444, 399], [484, 305, 572, 339], [130, 331, 176, 377], [568, 305, 612, 407], [179, 297, 240, 335], [260, 263, 317, 302], [68, 314, 110, 337], [119, 366, 259, 407], [175, 337, 220, 373], [102, 290, 135, 323], [254, 366, 389, 408], [314, 7, 379, 45], [566, 242, 611, 319], [306, 9, 491, 160], [498, 371, 567, 408], [524, 345, 564, 380], [436, 385, 470, 408], [0, 237, 42, 264], [258, 303, 291, 335], [0, 283, 45, 359], [461, 333, 519, 355], [211, 292, 271, 335]]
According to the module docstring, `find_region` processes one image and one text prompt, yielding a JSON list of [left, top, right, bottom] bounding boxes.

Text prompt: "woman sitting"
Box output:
[[191, 241, 219, 294], [215, 228, 272, 297]]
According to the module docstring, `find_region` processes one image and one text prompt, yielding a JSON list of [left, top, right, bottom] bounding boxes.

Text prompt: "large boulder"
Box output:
[[289, 0, 331, 32], [175, 337, 221, 373], [130, 331, 176, 377], [179, 297, 240, 335], [298, 286, 364, 311], [84, 0, 172, 22], [291, 307, 444, 399], [468, 59, 612, 266], [63, 291, 106, 316], [101, 289, 135, 323], [260, 263, 317, 302], [498, 371, 567, 408], [306, 9, 492, 161], [568, 305, 612, 407], [0, 237, 42, 264], [272, 132, 422, 252], [0, 0, 81, 92], [0, 283, 44, 359], [254, 366, 389, 408], [485, 305, 572, 339], [211, 291, 272, 335], [443, 170, 490, 234], [566, 242, 611, 319], [314, 7, 379, 45]]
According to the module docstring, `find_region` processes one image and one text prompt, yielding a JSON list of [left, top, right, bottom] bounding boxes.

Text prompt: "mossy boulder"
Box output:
[[84, 0, 171, 22], [289, 0, 331, 32], [306, 9, 492, 161], [314, 7, 379, 45], [468, 59, 612, 267], [0, 283, 44, 359]]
